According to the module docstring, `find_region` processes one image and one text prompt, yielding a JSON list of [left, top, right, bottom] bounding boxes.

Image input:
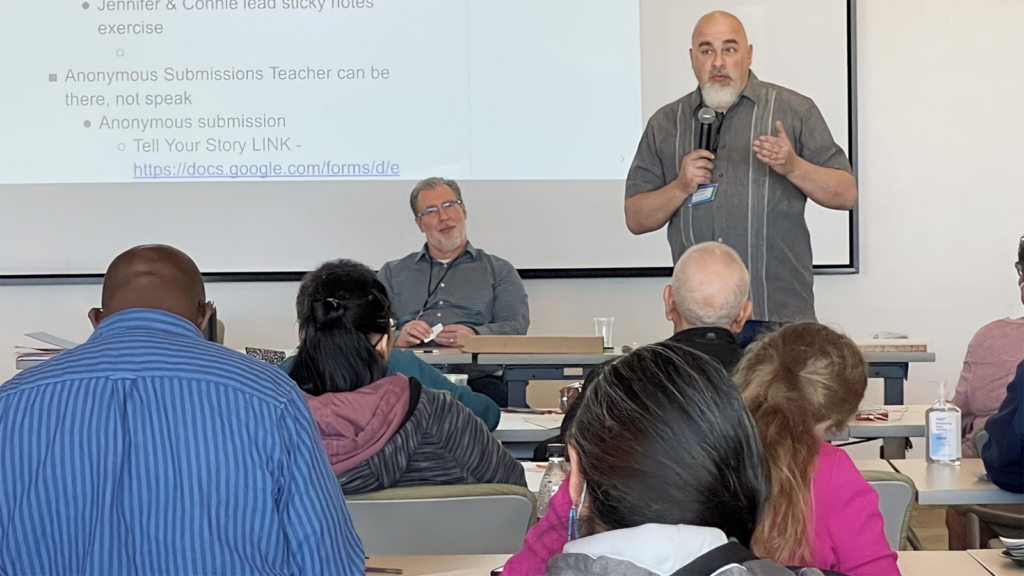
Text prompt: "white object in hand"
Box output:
[[423, 323, 444, 343]]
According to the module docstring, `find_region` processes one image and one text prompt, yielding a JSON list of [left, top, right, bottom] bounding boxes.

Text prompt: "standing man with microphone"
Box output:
[[625, 11, 857, 346]]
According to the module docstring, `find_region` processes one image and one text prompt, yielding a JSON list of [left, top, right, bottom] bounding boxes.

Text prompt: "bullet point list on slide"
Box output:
[[49, 73, 57, 82], [117, 144, 126, 151], [116, 49, 125, 57], [82, 2, 89, 9], [83, 120, 91, 128]]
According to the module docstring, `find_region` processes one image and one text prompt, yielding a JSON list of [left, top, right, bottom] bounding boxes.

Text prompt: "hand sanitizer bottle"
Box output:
[[925, 380, 962, 465]]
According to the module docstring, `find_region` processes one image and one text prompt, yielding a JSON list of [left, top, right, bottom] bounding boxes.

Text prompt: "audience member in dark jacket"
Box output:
[[530, 240, 752, 462], [982, 360, 1024, 493], [662, 241, 754, 373], [289, 260, 525, 495]]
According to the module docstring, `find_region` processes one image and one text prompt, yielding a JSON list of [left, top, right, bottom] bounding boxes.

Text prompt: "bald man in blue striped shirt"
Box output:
[[0, 245, 363, 575]]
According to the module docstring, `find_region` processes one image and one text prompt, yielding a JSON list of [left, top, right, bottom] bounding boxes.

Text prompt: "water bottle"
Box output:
[[536, 444, 570, 517], [925, 380, 962, 465]]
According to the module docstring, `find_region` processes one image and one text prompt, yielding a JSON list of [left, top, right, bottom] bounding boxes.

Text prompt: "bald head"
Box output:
[[692, 11, 748, 47], [690, 11, 753, 113], [90, 245, 212, 330], [666, 242, 752, 332]]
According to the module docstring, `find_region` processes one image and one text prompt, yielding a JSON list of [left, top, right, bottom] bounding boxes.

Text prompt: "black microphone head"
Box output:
[[698, 107, 717, 125]]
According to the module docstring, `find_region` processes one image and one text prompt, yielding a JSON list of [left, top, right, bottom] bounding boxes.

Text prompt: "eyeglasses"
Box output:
[[416, 200, 463, 219], [372, 318, 398, 349]]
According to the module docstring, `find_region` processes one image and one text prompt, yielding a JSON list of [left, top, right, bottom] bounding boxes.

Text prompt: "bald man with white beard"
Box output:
[[662, 241, 753, 372], [626, 11, 857, 347]]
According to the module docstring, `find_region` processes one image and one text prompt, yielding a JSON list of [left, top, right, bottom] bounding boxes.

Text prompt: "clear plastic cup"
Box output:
[[444, 374, 469, 386], [594, 317, 614, 352]]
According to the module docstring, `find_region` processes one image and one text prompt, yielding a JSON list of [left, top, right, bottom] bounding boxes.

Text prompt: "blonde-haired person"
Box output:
[[733, 323, 899, 576]]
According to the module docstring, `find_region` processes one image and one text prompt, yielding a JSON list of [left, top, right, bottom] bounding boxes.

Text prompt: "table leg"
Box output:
[[500, 366, 593, 409], [884, 375, 905, 405], [882, 375, 908, 459], [883, 438, 907, 460], [508, 380, 528, 409], [868, 364, 910, 459], [503, 442, 538, 460]]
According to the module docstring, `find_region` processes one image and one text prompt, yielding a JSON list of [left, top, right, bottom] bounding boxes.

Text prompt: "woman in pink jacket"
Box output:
[[504, 322, 899, 576], [732, 323, 898, 574]]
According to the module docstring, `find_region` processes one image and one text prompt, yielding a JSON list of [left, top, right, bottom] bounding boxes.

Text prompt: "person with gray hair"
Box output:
[[378, 177, 530, 405], [662, 241, 753, 372]]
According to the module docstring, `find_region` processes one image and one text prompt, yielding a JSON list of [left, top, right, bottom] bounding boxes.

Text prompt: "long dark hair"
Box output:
[[567, 342, 767, 546], [291, 259, 394, 395]]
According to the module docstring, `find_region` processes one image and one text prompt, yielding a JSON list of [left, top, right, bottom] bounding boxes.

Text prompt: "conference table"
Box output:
[[15, 347, 933, 411], [523, 459, 899, 493], [474, 350, 934, 406], [494, 412, 563, 459], [410, 350, 474, 366], [363, 551, 1011, 576], [495, 405, 929, 460], [479, 350, 933, 459], [845, 404, 927, 440], [14, 348, 475, 371], [890, 458, 1024, 506], [969, 549, 1024, 576], [13, 346, 934, 459], [896, 551, 1005, 576]]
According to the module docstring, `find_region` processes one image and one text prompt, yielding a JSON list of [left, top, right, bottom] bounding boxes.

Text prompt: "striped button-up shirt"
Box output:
[[379, 242, 530, 336], [0, 309, 363, 575], [626, 71, 853, 323]]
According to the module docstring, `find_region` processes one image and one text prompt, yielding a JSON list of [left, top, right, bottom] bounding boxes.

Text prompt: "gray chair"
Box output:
[[973, 428, 989, 457], [345, 484, 536, 555], [862, 470, 917, 550]]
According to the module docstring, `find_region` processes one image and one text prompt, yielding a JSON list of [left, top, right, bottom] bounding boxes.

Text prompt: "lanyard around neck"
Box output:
[[417, 254, 455, 319]]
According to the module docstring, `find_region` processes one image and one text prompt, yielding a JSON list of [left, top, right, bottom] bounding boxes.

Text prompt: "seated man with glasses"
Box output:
[[379, 176, 529, 344]]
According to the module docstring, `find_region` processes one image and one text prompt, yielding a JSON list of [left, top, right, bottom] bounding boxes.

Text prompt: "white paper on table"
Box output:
[[26, 332, 80, 349], [422, 323, 444, 343], [524, 415, 565, 430], [424, 569, 492, 576]]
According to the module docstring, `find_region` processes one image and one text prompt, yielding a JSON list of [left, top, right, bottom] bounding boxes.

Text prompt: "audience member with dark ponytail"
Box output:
[[289, 260, 525, 495], [733, 323, 899, 575], [280, 260, 501, 430]]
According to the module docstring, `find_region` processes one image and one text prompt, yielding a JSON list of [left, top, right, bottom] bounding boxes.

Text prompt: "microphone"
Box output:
[[698, 107, 716, 152]]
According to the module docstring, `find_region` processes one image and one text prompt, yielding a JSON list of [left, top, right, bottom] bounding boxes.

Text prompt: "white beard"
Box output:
[[701, 81, 741, 113], [429, 228, 466, 254]]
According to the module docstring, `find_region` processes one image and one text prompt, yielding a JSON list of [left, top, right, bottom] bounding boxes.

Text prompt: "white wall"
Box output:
[[2, 0, 1023, 435]]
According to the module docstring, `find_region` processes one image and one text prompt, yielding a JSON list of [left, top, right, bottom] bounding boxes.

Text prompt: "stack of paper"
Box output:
[[13, 332, 80, 364], [856, 339, 928, 353], [14, 346, 65, 362]]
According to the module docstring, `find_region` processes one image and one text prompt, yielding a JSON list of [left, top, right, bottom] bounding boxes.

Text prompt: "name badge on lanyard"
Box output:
[[689, 183, 718, 206]]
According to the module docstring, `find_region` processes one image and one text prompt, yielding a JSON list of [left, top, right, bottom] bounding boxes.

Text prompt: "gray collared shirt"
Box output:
[[378, 242, 530, 336], [626, 71, 852, 323]]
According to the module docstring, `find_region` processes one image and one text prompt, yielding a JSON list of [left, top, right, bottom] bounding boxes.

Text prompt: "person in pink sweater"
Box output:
[[952, 317, 1024, 456], [952, 237, 1024, 457], [504, 481, 572, 575], [735, 323, 899, 575], [945, 235, 1024, 549], [504, 323, 900, 576]]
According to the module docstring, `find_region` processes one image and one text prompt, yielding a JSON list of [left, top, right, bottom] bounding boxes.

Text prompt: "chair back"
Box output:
[[972, 428, 990, 457], [862, 470, 917, 550], [346, 484, 537, 555]]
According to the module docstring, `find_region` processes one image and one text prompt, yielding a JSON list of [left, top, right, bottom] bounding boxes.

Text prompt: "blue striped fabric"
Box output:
[[0, 309, 364, 575]]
